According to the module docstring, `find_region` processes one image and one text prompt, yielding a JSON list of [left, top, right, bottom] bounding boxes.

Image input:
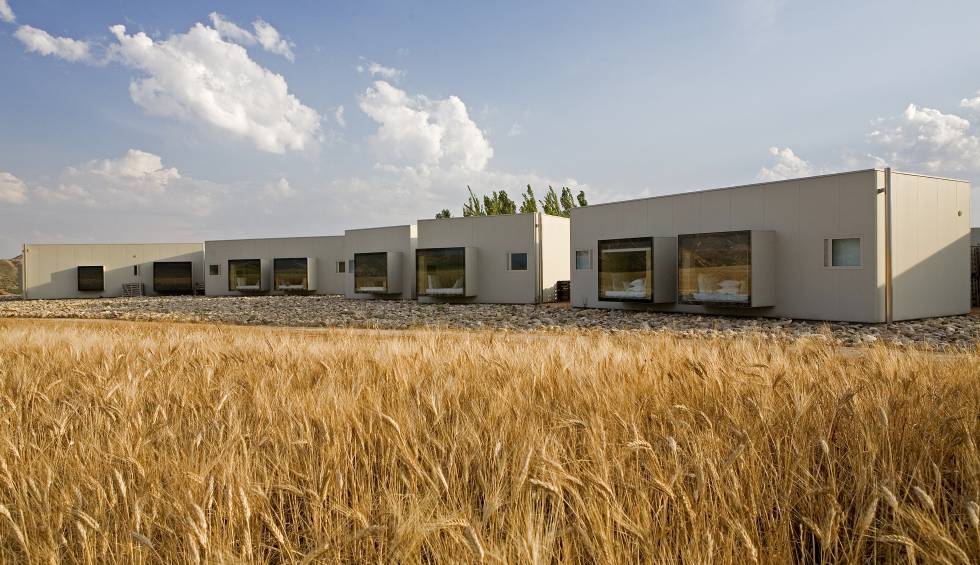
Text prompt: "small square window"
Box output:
[[825, 238, 861, 267], [575, 250, 591, 270], [133, 265, 139, 276], [209, 264, 220, 276], [509, 252, 528, 271], [337, 261, 346, 273]]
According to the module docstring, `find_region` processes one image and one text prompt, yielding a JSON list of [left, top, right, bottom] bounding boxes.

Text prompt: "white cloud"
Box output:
[[334, 105, 346, 127], [868, 103, 980, 172], [107, 23, 320, 153], [208, 12, 255, 46], [508, 122, 523, 137], [757, 146, 815, 181], [0, 171, 28, 204], [14, 25, 91, 62], [357, 61, 404, 80], [252, 19, 295, 61], [359, 80, 493, 172], [87, 149, 181, 192], [0, 0, 15, 23], [208, 13, 295, 61], [40, 149, 188, 205], [264, 177, 294, 199]]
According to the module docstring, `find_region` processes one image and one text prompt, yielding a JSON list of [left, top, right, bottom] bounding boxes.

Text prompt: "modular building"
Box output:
[[21, 243, 205, 299], [343, 225, 417, 300], [570, 169, 971, 322], [203, 236, 347, 296], [415, 213, 570, 303]]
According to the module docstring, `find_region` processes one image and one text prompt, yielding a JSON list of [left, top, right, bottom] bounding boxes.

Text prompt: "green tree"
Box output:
[[560, 186, 576, 217], [497, 190, 516, 215], [576, 190, 588, 207], [435, 209, 451, 219], [540, 186, 562, 216], [519, 185, 537, 213], [462, 186, 484, 217]]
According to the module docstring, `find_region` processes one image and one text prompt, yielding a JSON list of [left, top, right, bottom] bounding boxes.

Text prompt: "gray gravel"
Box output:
[[0, 295, 977, 349]]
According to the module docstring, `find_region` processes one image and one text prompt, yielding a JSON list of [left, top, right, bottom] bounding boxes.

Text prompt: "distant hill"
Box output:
[[0, 255, 21, 295]]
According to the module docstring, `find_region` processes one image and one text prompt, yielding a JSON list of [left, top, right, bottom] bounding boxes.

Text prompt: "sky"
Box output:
[[2, 0, 980, 257]]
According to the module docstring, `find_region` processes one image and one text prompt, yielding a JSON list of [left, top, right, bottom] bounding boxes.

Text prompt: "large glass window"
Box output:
[[678, 231, 751, 305], [509, 252, 528, 271], [228, 259, 261, 291], [827, 238, 861, 267], [77, 266, 104, 292], [417, 247, 465, 296], [153, 262, 193, 294], [575, 250, 591, 270], [598, 238, 653, 301], [274, 258, 309, 290], [355, 252, 388, 292]]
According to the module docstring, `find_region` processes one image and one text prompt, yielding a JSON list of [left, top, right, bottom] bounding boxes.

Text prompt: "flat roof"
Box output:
[[25, 242, 202, 247], [205, 234, 343, 244], [344, 224, 414, 233], [577, 168, 970, 211]]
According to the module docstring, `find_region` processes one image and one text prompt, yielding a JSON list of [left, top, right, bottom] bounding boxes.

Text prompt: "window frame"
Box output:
[[575, 249, 592, 271], [677, 230, 753, 307], [354, 252, 389, 293], [416, 247, 467, 296], [336, 261, 346, 274], [77, 265, 105, 292], [273, 257, 310, 290], [209, 264, 221, 276], [507, 252, 529, 272], [597, 237, 654, 303], [824, 237, 863, 269], [227, 258, 262, 292]]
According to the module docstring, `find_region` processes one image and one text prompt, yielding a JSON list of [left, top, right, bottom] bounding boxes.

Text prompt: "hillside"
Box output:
[[0, 255, 21, 295]]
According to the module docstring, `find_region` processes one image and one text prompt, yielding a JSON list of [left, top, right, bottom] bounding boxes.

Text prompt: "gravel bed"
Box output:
[[0, 295, 977, 349]]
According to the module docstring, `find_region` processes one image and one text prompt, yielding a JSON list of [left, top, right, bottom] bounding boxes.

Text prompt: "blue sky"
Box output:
[[2, 0, 980, 257]]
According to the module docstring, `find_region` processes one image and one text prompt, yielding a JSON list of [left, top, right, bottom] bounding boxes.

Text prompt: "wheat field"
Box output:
[[0, 318, 977, 563]]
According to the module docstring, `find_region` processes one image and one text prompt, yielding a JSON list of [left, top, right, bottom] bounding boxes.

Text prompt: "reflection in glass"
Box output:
[[274, 258, 309, 290], [678, 231, 751, 305], [77, 266, 104, 291], [153, 262, 193, 294], [228, 259, 261, 291], [355, 252, 388, 292], [417, 248, 465, 296], [598, 238, 652, 301], [575, 250, 591, 270], [830, 238, 861, 267]]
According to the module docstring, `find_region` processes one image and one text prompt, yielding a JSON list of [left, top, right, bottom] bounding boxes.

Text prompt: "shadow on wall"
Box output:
[[889, 233, 971, 321]]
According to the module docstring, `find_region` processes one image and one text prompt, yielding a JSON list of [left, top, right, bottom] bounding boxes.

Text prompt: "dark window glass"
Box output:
[[209, 264, 220, 276], [274, 258, 309, 290], [598, 238, 652, 301], [417, 247, 465, 295], [153, 262, 193, 294], [355, 252, 388, 292], [133, 265, 139, 276], [678, 231, 751, 305], [228, 259, 261, 291], [509, 252, 528, 271], [77, 266, 104, 292], [337, 261, 346, 273]]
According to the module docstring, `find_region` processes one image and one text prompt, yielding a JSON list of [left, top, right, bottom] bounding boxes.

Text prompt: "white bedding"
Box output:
[[603, 289, 648, 299]]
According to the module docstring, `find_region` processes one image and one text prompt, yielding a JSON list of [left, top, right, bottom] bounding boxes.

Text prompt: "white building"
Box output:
[[343, 225, 417, 300], [203, 236, 346, 296], [415, 213, 569, 303], [21, 243, 204, 299], [570, 169, 970, 322]]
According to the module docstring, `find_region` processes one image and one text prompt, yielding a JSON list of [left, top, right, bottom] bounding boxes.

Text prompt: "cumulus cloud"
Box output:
[[107, 23, 320, 153], [14, 25, 91, 62], [40, 149, 187, 205], [868, 103, 980, 172], [86, 149, 181, 192], [208, 13, 295, 60], [0, 171, 28, 204], [334, 105, 346, 127], [357, 61, 404, 80], [757, 146, 815, 181], [264, 177, 294, 199], [0, 0, 14, 23], [359, 80, 493, 172]]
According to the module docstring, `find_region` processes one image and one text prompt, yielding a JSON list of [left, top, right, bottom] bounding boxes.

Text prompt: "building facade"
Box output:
[[22, 243, 205, 299], [343, 225, 417, 300], [416, 213, 569, 303], [570, 169, 971, 322], [203, 236, 346, 296]]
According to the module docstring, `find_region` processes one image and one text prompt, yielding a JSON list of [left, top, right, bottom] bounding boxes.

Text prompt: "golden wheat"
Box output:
[[0, 318, 977, 563]]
